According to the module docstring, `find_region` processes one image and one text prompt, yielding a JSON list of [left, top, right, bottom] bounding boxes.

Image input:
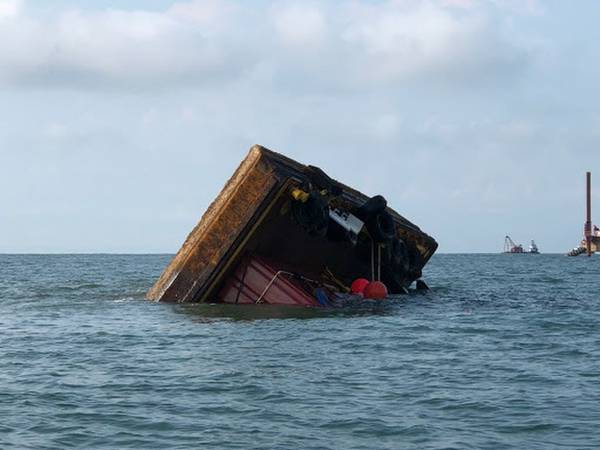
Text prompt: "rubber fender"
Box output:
[[354, 195, 387, 221], [291, 190, 329, 238], [304, 165, 343, 196], [365, 210, 395, 243]]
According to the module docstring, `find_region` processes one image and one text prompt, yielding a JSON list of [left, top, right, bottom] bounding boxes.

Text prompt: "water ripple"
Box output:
[[1, 254, 600, 449]]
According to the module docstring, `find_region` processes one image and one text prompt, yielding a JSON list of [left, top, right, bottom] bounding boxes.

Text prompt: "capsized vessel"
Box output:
[[147, 145, 438, 305]]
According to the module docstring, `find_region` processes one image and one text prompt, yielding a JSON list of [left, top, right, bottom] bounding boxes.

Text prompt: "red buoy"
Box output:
[[363, 281, 388, 299], [350, 278, 369, 295]]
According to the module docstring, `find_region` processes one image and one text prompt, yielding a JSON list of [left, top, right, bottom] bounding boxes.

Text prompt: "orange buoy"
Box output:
[[350, 278, 369, 295], [363, 281, 388, 299]]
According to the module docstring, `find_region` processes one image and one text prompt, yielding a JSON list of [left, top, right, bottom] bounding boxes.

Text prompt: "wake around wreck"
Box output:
[[146, 145, 438, 306]]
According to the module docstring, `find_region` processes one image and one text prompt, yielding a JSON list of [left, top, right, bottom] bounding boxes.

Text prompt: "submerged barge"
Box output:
[[147, 145, 437, 306]]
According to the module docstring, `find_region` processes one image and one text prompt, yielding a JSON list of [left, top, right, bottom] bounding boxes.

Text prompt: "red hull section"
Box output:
[[217, 256, 320, 307]]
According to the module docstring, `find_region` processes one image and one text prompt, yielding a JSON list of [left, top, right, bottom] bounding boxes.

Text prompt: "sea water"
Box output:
[[1, 254, 599, 449]]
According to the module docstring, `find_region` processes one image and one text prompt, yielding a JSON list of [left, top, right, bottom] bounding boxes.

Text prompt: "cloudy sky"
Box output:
[[0, 0, 597, 253]]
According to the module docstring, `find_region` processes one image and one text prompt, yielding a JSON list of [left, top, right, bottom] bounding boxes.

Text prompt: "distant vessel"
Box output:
[[528, 240, 539, 254], [504, 235, 524, 253], [504, 236, 540, 254]]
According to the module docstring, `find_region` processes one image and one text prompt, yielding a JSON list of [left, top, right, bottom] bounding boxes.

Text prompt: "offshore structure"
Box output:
[[568, 172, 599, 256]]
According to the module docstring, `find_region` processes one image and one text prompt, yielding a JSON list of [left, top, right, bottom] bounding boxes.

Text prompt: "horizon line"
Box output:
[[0, 252, 572, 256]]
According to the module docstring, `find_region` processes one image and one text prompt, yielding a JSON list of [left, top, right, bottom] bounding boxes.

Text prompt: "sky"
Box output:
[[0, 0, 598, 253]]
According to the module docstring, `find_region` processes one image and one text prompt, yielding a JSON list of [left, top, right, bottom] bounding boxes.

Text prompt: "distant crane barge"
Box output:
[[504, 236, 523, 253], [504, 236, 540, 254], [568, 171, 598, 256]]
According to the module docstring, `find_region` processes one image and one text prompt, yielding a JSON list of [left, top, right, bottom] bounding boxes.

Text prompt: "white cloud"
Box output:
[[168, 0, 236, 27], [441, 0, 475, 8], [0, 0, 244, 87], [0, 0, 20, 20], [340, 1, 525, 83], [492, 0, 545, 16], [0, 0, 529, 90], [270, 3, 326, 46]]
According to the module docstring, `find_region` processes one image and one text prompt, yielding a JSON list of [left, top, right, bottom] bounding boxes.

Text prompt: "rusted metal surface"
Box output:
[[147, 145, 438, 303], [217, 256, 320, 306], [146, 146, 280, 302]]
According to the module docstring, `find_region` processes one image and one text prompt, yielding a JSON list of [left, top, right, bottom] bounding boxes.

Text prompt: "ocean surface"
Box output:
[[1, 254, 599, 449]]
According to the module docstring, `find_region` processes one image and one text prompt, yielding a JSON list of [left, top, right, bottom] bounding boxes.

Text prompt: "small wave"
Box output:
[[113, 297, 136, 303], [52, 283, 104, 292]]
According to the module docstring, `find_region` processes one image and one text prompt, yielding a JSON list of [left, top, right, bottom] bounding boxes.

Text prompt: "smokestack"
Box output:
[[585, 171, 592, 256]]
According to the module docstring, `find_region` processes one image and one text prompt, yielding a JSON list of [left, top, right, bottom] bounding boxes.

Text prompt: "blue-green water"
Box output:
[[1, 254, 599, 449]]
